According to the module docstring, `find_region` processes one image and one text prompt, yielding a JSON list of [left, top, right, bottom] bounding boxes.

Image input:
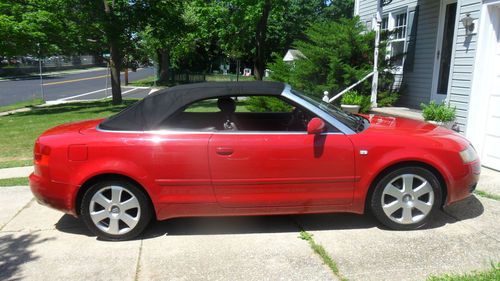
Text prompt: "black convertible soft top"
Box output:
[[99, 81, 286, 131]]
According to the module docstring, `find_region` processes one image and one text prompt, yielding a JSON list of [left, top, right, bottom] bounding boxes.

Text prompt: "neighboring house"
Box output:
[[355, 0, 500, 170], [283, 49, 306, 62]]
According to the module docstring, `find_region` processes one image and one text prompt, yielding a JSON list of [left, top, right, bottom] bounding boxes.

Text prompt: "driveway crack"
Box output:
[[0, 198, 34, 232]]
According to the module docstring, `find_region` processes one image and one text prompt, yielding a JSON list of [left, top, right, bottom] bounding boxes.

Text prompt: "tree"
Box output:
[[140, 0, 185, 83], [268, 17, 375, 96]]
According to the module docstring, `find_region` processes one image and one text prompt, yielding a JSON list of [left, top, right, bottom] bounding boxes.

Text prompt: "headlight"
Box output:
[[459, 145, 478, 163]]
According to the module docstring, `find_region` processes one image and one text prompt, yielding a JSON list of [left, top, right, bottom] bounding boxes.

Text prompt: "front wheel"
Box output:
[[370, 167, 442, 230], [80, 180, 152, 241]]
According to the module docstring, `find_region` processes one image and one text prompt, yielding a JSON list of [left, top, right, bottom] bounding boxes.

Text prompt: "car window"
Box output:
[[163, 95, 318, 132]]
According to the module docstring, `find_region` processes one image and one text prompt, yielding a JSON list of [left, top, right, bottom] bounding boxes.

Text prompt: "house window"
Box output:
[[382, 10, 409, 72]]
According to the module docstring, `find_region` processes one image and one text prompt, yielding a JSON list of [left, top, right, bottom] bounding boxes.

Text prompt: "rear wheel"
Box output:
[[81, 180, 152, 241], [370, 167, 442, 230]]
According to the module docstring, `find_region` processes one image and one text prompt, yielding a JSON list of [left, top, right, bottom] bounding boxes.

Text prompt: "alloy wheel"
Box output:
[[89, 185, 141, 235], [381, 174, 435, 224]]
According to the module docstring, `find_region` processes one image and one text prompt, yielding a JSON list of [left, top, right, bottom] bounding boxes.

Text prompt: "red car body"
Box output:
[[29, 115, 480, 220]]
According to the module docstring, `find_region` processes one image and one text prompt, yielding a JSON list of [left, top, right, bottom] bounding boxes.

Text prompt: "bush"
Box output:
[[246, 96, 293, 112], [420, 101, 456, 122], [341, 90, 371, 113], [377, 90, 400, 107]]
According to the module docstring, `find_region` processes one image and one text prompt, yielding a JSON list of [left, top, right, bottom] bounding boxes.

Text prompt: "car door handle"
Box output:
[[216, 147, 234, 156]]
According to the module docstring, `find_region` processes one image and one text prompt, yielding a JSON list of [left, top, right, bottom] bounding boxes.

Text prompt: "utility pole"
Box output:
[[37, 43, 45, 102], [371, 1, 382, 108]]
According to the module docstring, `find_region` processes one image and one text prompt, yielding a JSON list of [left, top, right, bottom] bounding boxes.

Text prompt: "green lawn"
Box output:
[[427, 263, 499, 281], [0, 177, 29, 187], [0, 99, 138, 168], [0, 98, 44, 113], [128, 74, 257, 87]]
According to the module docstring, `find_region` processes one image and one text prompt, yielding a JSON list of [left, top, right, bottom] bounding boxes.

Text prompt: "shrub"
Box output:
[[341, 90, 371, 113], [377, 90, 400, 107], [420, 101, 456, 122]]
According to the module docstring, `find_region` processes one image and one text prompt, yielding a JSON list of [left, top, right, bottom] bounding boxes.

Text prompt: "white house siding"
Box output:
[[448, 0, 482, 132], [356, 0, 442, 108]]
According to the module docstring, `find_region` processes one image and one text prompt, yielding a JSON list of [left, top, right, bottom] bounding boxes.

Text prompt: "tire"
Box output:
[[370, 166, 442, 230], [80, 179, 152, 241]]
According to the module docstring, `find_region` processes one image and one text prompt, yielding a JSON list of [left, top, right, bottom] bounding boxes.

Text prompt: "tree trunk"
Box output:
[[158, 49, 170, 83], [103, 0, 122, 104], [254, 0, 272, 81], [109, 41, 122, 105]]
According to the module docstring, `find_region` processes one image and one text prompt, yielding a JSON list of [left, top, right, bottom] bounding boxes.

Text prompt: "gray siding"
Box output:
[[356, 0, 440, 108], [448, 0, 481, 132], [356, 0, 482, 133]]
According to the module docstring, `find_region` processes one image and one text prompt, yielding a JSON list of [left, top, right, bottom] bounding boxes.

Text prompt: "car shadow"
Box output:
[[54, 195, 484, 240]]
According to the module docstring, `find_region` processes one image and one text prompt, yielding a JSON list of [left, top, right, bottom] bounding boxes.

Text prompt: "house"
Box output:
[[283, 49, 306, 62], [354, 0, 500, 171]]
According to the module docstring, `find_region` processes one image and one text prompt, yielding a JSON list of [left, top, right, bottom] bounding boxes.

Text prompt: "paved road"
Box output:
[[0, 67, 155, 106]]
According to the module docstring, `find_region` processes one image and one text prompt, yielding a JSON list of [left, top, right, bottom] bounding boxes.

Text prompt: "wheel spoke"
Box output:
[[93, 193, 111, 209], [90, 210, 108, 223], [401, 206, 413, 224], [120, 214, 139, 229], [383, 201, 401, 216], [414, 200, 432, 214], [413, 181, 432, 198], [111, 186, 122, 204], [384, 183, 403, 199], [120, 197, 139, 211], [402, 175, 414, 193], [108, 218, 120, 235]]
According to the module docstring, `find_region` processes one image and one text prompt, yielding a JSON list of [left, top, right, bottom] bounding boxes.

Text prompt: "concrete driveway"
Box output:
[[0, 186, 499, 281]]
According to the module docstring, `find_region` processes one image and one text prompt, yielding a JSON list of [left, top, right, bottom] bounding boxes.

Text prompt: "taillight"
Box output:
[[34, 140, 51, 165]]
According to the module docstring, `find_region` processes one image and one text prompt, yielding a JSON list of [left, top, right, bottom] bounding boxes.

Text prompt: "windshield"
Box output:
[[291, 89, 362, 132]]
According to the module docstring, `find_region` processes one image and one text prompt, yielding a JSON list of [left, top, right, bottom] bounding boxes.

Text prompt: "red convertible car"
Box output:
[[30, 82, 480, 240]]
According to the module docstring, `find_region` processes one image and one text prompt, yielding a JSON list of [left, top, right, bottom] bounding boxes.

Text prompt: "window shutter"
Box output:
[[404, 5, 419, 72]]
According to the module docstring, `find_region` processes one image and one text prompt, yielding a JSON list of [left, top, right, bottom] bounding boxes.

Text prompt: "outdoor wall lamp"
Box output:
[[461, 13, 476, 35]]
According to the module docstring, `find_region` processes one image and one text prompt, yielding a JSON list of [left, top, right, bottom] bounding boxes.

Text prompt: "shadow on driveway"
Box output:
[[54, 195, 484, 240], [0, 233, 54, 281]]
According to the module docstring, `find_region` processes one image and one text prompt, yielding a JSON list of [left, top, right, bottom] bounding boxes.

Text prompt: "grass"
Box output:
[[0, 160, 32, 169], [0, 99, 138, 168], [474, 190, 500, 201], [0, 98, 44, 113], [0, 177, 29, 186], [427, 262, 499, 281], [299, 230, 347, 281], [128, 74, 257, 87]]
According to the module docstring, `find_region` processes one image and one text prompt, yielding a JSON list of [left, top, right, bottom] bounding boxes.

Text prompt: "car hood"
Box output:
[[361, 114, 469, 148]]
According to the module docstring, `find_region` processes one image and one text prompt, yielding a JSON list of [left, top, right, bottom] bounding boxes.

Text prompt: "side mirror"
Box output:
[[307, 117, 326, 134]]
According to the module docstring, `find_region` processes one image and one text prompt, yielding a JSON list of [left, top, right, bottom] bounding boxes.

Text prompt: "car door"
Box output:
[[209, 132, 355, 207]]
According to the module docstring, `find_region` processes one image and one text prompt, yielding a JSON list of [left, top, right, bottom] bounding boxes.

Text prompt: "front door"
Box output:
[[209, 133, 355, 208], [431, 0, 457, 103]]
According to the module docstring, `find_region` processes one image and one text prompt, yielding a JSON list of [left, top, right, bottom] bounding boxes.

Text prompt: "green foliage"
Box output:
[[377, 90, 400, 107], [269, 17, 374, 97], [246, 96, 293, 112], [341, 91, 371, 113], [420, 101, 456, 122]]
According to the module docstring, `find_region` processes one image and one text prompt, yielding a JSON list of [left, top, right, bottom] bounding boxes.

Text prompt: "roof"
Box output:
[[283, 49, 306, 62], [99, 81, 286, 131]]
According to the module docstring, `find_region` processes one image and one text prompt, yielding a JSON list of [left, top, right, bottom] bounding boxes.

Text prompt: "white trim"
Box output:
[[354, 0, 360, 16], [431, 0, 458, 103]]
